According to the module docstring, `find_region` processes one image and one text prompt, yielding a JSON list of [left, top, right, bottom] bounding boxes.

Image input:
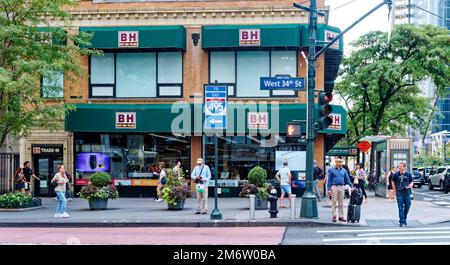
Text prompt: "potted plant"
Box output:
[[161, 168, 192, 210], [240, 166, 271, 210], [78, 172, 119, 210]]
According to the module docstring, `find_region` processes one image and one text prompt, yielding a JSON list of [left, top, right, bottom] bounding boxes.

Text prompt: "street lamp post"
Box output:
[[293, 0, 392, 219]]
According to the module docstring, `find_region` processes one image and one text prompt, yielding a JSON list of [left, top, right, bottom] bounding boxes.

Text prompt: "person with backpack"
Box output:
[[191, 158, 211, 215], [313, 160, 324, 202], [391, 162, 414, 227]]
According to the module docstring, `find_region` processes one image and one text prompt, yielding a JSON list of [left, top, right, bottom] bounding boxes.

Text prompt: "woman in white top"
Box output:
[[155, 162, 167, 202], [51, 164, 70, 218]]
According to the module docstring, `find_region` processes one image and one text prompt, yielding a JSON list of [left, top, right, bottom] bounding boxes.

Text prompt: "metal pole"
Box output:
[[408, 0, 411, 24], [300, 0, 319, 219], [249, 195, 255, 220], [290, 194, 297, 219], [210, 135, 222, 220]]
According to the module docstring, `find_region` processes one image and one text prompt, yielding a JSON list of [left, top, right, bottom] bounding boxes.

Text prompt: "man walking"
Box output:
[[191, 158, 211, 215], [23, 161, 40, 196], [313, 160, 323, 202], [391, 162, 414, 227], [327, 158, 353, 222]]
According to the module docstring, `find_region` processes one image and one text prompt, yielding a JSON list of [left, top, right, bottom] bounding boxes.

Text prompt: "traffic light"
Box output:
[[287, 122, 302, 137], [318, 92, 333, 130]]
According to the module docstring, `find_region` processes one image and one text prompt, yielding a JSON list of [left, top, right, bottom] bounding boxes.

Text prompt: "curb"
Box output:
[[0, 220, 361, 228], [0, 206, 44, 212]]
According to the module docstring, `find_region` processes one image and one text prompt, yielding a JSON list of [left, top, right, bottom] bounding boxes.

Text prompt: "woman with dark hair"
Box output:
[[154, 162, 167, 202], [15, 167, 26, 194], [355, 163, 368, 200]]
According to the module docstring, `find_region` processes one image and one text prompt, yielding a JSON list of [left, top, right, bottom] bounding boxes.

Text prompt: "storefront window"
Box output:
[[75, 133, 191, 180], [209, 51, 298, 98], [89, 52, 183, 98], [204, 135, 306, 186]]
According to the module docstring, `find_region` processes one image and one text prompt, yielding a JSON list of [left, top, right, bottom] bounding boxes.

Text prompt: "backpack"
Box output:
[[350, 187, 364, 205]]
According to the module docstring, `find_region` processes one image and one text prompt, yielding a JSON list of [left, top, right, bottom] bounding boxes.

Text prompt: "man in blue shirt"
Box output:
[[327, 157, 353, 222], [191, 158, 212, 215]]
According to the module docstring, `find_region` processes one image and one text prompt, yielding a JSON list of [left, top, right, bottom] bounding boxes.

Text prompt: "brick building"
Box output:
[[20, 0, 346, 197]]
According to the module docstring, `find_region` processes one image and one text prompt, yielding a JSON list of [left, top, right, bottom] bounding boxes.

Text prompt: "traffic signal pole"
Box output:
[[293, 0, 392, 219]]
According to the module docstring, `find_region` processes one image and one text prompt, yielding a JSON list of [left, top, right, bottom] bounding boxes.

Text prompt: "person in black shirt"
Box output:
[[391, 162, 414, 227], [313, 160, 324, 202], [23, 161, 40, 196]]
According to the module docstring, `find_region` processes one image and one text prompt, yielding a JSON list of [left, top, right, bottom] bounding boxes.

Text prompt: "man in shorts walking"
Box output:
[[275, 159, 292, 208]]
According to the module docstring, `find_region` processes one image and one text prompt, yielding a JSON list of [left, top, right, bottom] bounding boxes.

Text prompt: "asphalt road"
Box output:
[[282, 221, 450, 245], [412, 185, 450, 208]]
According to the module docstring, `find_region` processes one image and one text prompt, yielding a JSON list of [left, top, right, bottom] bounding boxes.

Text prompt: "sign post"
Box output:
[[204, 85, 227, 220]]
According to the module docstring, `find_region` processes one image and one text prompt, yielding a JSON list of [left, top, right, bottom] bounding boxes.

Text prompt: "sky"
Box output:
[[325, 0, 391, 55]]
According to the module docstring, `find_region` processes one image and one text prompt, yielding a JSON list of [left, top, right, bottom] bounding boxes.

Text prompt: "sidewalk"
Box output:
[[0, 193, 449, 227]]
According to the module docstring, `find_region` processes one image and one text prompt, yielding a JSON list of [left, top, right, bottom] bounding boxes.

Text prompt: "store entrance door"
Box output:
[[31, 145, 63, 197]]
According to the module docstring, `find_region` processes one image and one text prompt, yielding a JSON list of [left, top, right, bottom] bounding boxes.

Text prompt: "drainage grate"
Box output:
[[365, 219, 422, 227]]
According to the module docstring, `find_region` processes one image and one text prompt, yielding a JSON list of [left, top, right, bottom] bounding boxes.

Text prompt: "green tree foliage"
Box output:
[[337, 24, 449, 145], [334, 24, 450, 173], [0, 0, 95, 145]]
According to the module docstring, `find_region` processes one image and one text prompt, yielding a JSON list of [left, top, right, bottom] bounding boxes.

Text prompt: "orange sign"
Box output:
[[131, 179, 158, 187]]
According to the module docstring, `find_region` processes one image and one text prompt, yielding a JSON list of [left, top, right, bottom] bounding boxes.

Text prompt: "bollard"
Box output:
[[290, 194, 296, 219], [249, 195, 255, 220], [268, 188, 279, 218]]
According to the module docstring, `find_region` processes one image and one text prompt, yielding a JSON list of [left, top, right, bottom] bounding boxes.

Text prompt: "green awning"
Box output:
[[202, 24, 302, 50], [79, 26, 186, 50], [65, 103, 347, 135], [36, 27, 67, 46]]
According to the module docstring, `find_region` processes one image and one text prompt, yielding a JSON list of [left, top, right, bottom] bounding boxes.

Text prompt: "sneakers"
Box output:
[[338, 217, 347, 222], [195, 211, 201, 215], [201, 211, 208, 215], [60, 213, 70, 218], [54, 214, 61, 218], [332, 216, 337, 222], [155, 198, 163, 202]]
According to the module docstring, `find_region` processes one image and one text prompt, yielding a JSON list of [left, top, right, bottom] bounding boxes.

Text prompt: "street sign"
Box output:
[[204, 85, 227, 130], [260, 75, 305, 90], [357, 141, 372, 153]]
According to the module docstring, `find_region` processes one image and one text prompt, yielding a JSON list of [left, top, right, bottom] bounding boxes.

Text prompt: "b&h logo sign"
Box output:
[[116, 112, 136, 129]]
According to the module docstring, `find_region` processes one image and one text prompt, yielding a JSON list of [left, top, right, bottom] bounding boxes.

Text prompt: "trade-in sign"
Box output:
[[205, 85, 227, 130], [357, 141, 372, 153], [260, 75, 305, 90]]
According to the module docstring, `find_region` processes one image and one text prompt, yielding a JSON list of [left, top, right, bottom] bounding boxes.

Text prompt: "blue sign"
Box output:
[[260, 75, 305, 90], [204, 85, 227, 130]]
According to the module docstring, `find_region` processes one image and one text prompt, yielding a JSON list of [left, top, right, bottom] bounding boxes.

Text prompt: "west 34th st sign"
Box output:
[[260, 75, 305, 90]]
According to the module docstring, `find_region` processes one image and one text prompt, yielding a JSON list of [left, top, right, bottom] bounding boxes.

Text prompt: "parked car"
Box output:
[[428, 166, 450, 192], [412, 169, 424, 188], [418, 167, 433, 183]]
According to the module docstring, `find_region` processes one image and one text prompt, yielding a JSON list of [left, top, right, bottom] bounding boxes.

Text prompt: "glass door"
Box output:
[[34, 156, 63, 197]]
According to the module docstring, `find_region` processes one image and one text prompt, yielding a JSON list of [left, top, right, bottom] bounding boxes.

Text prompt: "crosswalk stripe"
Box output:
[[317, 227, 450, 234], [323, 235, 450, 242], [357, 231, 450, 237]]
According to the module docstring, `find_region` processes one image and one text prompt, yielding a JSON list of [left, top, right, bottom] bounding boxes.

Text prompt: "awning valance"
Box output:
[[202, 24, 302, 51], [79, 26, 186, 51]]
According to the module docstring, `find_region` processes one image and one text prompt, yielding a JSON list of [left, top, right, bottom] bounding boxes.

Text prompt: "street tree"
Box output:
[[335, 24, 450, 175], [0, 0, 95, 146]]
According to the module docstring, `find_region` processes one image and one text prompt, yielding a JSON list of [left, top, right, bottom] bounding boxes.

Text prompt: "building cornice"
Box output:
[[44, 6, 324, 26]]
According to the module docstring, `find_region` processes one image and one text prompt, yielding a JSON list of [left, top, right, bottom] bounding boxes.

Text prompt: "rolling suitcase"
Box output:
[[347, 204, 361, 223]]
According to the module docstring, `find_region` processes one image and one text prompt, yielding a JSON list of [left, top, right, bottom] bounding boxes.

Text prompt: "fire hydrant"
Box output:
[[268, 188, 279, 218]]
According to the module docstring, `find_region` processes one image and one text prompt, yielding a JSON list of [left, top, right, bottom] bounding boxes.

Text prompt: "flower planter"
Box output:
[[89, 199, 108, 210], [167, 200, 185, 210], [255, 197, 268, 210]]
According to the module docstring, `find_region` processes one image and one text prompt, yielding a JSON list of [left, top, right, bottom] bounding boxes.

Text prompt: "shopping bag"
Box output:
[[196, 183, 205, 193]]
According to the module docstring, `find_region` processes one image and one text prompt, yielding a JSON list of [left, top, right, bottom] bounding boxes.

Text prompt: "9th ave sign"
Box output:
[[260, 75, 305, 90]]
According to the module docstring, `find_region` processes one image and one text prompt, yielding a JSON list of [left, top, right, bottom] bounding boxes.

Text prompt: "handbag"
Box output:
[[196, 183, 205, 193]]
